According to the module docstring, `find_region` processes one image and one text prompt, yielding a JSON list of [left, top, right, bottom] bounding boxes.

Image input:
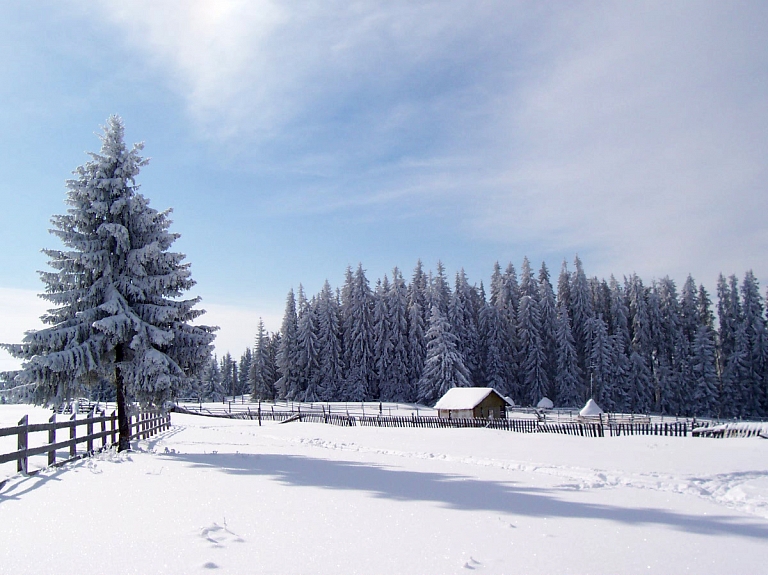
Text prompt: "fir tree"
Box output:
[[238, 348, 252, 397], [608, 276, 632, 410], [519, 257, 537, 299], [407, 261, 428, 397], [428, 261, 452, 316], [589, 316, 613, 408], [554, 301, 581, 407], [379, 268, 412, 402], [538, 262, 559, 388], [557, 260, 571, 318], [718, 275, 743, 415], [202, 355, 225, 402], [2, 116, 215, 450], [250, 319, 275, 400], [373, 277, 393, 399], [220, 353, 236, 398], [417, 305, 470, 405], [316, 280, 343, 401], [570, 255, 594, 387], [342, 264, 375, 401], [626, 274, 653, 412], [296, 297, 320, 401], [494, 263, 520, 398], [518, 294, 549, 406], [479, 302, 509, 395], [740, 271, 768, 416], [691, 324, 719, 416], [450, 270, 481, 385], [275, 289, 300, 399]]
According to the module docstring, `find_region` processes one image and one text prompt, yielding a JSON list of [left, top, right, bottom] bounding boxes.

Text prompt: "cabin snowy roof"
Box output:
[[433, 387, 510, 410]]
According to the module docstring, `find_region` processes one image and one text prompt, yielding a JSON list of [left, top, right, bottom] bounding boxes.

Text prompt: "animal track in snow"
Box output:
[[199, 520, 245, 548]]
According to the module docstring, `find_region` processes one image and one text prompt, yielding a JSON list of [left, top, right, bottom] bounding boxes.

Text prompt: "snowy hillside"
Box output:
[[1, 408, 767, 574]]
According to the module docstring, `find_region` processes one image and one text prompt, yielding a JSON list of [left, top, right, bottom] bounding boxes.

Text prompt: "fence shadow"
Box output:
[[162, 451, 768, 540]]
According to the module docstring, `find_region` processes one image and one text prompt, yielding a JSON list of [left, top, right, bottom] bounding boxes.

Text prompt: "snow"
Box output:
[[580, 398, 604, 416], [537, 397, 554, 409], [1, 406, 767, 574], [433, 387, 507, 410]]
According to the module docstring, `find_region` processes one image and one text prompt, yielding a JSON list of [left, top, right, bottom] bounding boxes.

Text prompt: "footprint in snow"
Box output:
[[200, 521, 245, 547], [463, 557, 482, 569]]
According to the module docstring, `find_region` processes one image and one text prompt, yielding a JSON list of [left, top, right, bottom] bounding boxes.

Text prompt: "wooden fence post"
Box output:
[[69, 414, 76, 457], [87, 411, 94, 453], [48, 413, 56, 466], [110, 411, 117, 445], [17, 415, 28, 474]]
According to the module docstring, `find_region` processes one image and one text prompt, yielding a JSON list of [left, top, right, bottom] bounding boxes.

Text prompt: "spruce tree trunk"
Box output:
[[115, 343, 131, 452]]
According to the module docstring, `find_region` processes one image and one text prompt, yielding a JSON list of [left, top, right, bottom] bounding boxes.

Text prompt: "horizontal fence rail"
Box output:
[[171, 404, 719, 438], [0, 409, 171, 478]]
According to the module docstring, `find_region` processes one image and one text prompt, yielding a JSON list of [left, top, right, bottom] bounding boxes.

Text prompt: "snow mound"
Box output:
[[537, 397, 554, 409], [579, 399, 603, 416]]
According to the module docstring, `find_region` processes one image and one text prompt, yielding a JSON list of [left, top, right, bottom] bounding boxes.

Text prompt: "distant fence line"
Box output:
[[171, 404, 727, 438], [0, 409, 171, 479]]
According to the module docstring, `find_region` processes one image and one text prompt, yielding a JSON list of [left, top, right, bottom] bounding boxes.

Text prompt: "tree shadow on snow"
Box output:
[[162, 451, 768, 540]]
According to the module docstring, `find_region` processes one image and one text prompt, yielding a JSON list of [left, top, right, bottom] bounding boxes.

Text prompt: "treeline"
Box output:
[[195, 257, 767, 418]]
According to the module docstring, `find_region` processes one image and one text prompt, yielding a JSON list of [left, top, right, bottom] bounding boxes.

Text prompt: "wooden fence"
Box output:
[[0, 409, 171, 477], [172, 404, 696, 437], [692, 423, 767, 438]]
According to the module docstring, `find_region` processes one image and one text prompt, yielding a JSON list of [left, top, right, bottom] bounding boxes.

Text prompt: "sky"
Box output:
[[0, 1, 766, 368]]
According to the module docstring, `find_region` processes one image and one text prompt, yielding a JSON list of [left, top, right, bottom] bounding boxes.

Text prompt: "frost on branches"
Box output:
[[3, 116, 216, 449]]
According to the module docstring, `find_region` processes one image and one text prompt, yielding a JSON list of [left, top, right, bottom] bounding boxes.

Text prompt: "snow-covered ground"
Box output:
[[1, 406, 767, 574]]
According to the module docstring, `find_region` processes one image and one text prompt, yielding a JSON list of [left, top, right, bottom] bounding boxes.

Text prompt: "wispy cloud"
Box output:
[[89, 0, 767, 286], [470, 2, 768, 282]]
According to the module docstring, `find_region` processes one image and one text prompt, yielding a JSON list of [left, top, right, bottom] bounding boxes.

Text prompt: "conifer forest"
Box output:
[[199, 258, 767, 419]]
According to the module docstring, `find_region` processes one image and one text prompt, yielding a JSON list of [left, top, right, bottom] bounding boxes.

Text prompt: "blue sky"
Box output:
[[0, 1, 766, 367]]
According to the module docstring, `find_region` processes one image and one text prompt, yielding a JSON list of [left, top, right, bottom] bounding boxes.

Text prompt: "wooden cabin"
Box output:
[[433, 387, 511, 419]]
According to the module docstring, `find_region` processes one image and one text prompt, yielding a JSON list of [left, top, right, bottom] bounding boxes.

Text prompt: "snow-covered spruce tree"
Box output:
[[691, 323, 719, 416], [554, 301, 581, 407], [450, 270, 481, 386], [739, 271, 768, 416], [202, 355, 225, 402], [417, 305, 470, 406], [378, 268, 411, 402], [589, 316, 613, 408], [296, 296, 320, 402], [479, 302, 510, 396], [492, 263, 520, 401], [406, 261, 428, 397], [250, 318, 275, 400], [342, 264, 376, 401], [315, 280, 343, 401], [518, 294, 549, 406], [626, 274, 653, 412], [238, 347, 252, 397], [275, 289, 300, 400], [570, 255, 594, 387], [538, 262, 559, 389], [3, 116, 215, 450], [220, 352, 236, 398], [606, 277, 631, 410], [373, 276, 393, 399]]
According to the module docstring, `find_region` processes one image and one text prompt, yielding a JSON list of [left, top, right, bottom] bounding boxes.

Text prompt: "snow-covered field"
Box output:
[[1, 406, 767, 574]]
